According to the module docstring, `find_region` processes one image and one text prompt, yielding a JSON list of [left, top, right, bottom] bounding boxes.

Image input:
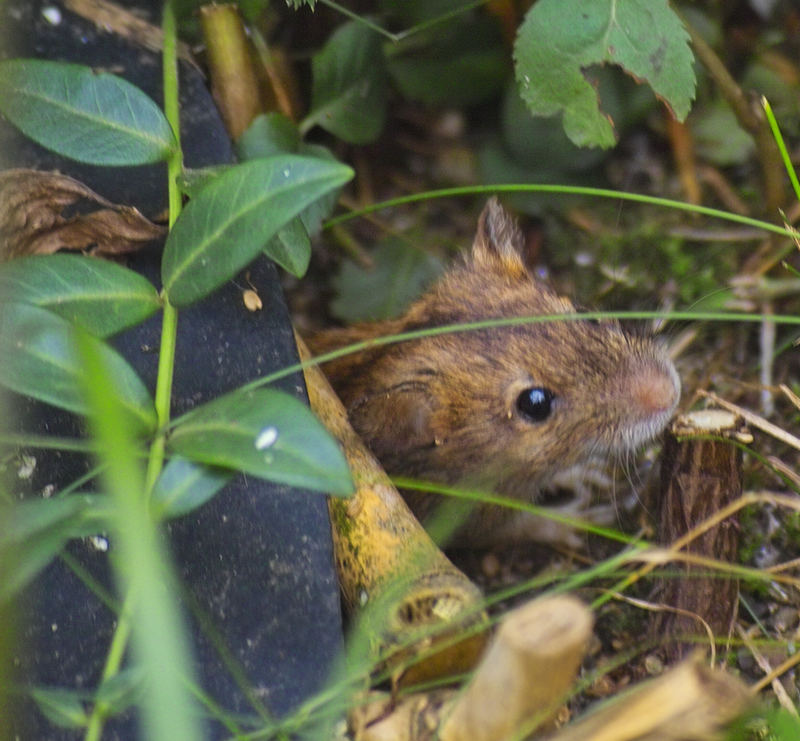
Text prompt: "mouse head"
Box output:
[[348, 198, 681, 494]]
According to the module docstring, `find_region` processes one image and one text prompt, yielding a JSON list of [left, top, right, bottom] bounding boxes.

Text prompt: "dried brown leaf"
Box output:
[[0, 168, 164, 261]]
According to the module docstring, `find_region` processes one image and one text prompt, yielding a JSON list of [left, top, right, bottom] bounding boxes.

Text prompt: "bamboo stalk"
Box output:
[[199, 4, 262, 139], [296, 333, 489, 686]]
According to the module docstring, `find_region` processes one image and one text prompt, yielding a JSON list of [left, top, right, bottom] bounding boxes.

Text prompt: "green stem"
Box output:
[[166, 308, 800, 429], [86, 6, 184, 734], [323, 184, 798, 238], [162, 3, 183, 186], [145, 0, 183, 494], [762, 96, 800, 205], [84, 590, 135, 741]]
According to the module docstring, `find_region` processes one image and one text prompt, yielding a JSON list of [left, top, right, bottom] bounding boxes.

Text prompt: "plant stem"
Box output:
[[84, 589, 135, 741], [321, 184, 797, 238], [85, 6, 186, 736], [145, 0, 183, 494], [762, 96, 800, 205], [677, 10, 786, 216]]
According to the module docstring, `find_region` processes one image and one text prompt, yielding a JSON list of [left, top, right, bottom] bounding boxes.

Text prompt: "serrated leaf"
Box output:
[[161, 155, 353, 306], [304, 22, 388, 144], [151, 457, 232, 520], [168, 389, 354, 496], [331, 238, 444, 322], [0, 255, 161, 338], [0, 59, 176, 165], [514, 0, 695, 148], [0, 302, 156, 433], [264, 217, 311, 278]]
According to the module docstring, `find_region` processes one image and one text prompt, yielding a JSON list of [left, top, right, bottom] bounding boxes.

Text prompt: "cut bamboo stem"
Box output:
[[296, 333, 489, 686], [199, 4, 262, 140]]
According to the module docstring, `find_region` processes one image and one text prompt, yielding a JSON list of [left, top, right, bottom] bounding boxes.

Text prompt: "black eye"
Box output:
[[516, 387, 555, 422]]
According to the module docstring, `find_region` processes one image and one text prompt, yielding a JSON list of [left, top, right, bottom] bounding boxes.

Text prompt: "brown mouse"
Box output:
[[308, 198, 680, 546]]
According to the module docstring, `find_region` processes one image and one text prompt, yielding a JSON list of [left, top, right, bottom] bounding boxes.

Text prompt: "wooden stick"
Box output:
[[651, 410, 745, 661], [440, 595, 592, 741], [549, 654, 752, 741], [352, 596, 593, 741]]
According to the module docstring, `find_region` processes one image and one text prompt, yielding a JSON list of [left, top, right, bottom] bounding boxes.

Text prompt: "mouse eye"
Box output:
[[516, 387, 555, 422]]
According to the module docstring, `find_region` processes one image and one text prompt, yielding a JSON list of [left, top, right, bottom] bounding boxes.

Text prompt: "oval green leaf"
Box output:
[[304, 21, 388, 144], [29, 687, 89, 729], [0, 59, 176, 165], [264, 217, 311, 278], [0, 254, 161, 338], [0, 301, 156, 433], [237, 112, 301, 160], [162, 154, 353, 306], [151, 457, 232, 520], [331, 238, 444, 322], [168, 389, 353, 496], [0, 495, 101, 602]]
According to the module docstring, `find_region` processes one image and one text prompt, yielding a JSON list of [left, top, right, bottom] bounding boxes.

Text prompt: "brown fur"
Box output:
[[308, 199, 680, 545]]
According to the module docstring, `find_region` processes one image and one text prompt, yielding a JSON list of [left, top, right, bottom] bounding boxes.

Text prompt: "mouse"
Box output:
[[308, 198, 680, 546]]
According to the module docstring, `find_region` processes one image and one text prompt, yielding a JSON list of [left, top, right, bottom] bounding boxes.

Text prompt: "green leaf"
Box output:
[[177, 164, 232, 199], [29, 687, 89, 729], [294, 143, 349, 235], [94, 667, 146, 713], [387, 18, 506, 107], [161, 155, 353, 306], [0, 59, 176, 165], [0, 254, 161, 338], [264, 217, 311, 278], [690, 99, 755, 166], [304, 22, 388, 144], [237, 122, 341, 278], [514, 0, 696, 148], [74, 327, 204, 740], [0, 495, 101, 602], [237, 117, 344, 235], [0, 302, 156, 433], [151, 457, 232, 520], [168, 389, 354, 496], [331, 238, 444, 322], [237, 112, 301, 160]]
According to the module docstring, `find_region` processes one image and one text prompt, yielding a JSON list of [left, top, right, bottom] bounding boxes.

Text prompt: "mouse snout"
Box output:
[[628, 360, 681, 416]]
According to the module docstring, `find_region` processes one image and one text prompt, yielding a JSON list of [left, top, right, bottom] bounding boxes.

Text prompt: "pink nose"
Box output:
[[629, 363, 680, 415]]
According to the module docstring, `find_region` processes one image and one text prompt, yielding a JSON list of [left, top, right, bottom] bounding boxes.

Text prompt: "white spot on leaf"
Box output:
[[42, 6, 62, 24], [255, 426, 278, 450]]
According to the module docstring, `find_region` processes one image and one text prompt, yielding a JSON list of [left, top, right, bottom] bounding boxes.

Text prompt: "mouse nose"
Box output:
[[629, 360, 680, 416]]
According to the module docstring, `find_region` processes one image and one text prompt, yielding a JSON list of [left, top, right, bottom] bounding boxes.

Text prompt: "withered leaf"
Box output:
[[0, 168, 165, 262]]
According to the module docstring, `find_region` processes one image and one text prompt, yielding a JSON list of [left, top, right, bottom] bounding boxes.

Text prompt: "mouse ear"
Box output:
[[472, 197, 528, 279], [349, 382, 436, 461]]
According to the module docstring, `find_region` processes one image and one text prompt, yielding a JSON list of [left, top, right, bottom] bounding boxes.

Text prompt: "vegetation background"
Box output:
[[1, 0, 799, 739]]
